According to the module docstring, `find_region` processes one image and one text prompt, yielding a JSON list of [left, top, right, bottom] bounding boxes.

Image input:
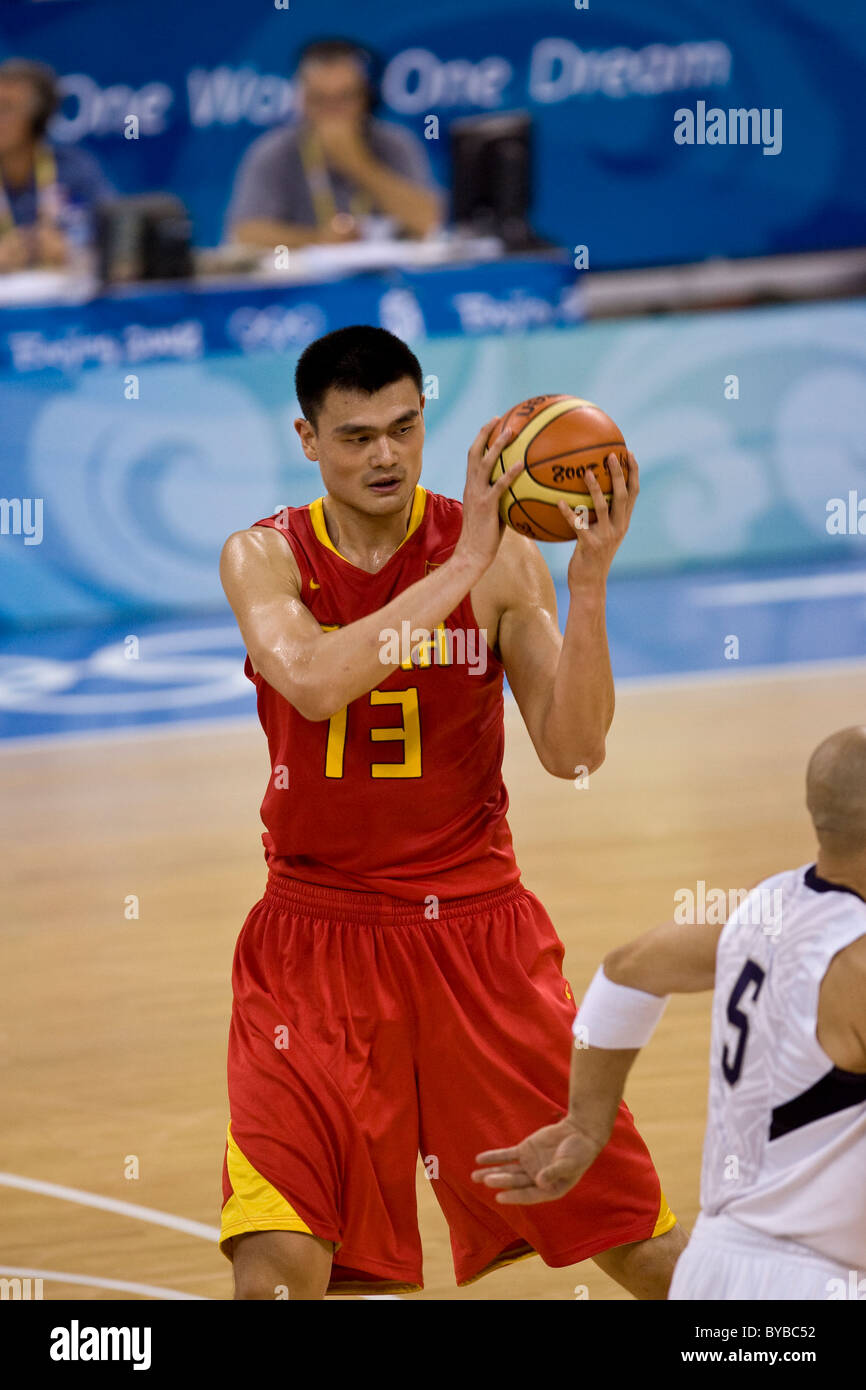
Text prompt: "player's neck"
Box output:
[[320, 492, 414, 573], [814, 850, 866, 903]]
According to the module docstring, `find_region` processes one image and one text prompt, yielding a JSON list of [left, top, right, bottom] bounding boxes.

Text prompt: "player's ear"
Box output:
[[294, 416, 319, 461]]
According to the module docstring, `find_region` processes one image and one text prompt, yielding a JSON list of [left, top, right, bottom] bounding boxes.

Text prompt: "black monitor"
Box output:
[[96, 194, 194, 285], [450, 110, 539, 250]]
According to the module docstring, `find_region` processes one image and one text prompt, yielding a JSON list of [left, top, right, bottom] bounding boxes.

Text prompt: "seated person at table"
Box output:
[[0, 59, 114, 272], [225, 38, 441, 250]]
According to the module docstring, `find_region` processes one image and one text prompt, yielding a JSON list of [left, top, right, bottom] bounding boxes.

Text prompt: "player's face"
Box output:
[[298, 378, 425, 517]]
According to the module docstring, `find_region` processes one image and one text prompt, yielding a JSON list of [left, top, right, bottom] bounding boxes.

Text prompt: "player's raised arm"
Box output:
[[220, 419, 523, 723], [495, 451, 639, 779], [472, 916, 721, 1204]]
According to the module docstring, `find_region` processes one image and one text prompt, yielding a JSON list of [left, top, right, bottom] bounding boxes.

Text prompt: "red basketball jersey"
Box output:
[[245, 486, 520, 901]]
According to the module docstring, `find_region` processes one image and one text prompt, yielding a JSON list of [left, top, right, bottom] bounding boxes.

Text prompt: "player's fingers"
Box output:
[[475, 1169, 535, 1190], [470, 1163, 521, 1184], [482, 422, 513, 469], [491, 457, 524, 498], [469, 417, 501, 467], [583, 465, 610, 528], [625, 451, 640, 502], [608, 452, 628, 519], [478, 417, 504, 450], [556, 497, 591, 536], [474, 1146, 522, 1166], [583, 467, 617, 530]]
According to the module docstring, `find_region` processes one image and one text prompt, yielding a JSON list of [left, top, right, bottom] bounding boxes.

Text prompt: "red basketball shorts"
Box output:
[[220, 875, 675, 1293]]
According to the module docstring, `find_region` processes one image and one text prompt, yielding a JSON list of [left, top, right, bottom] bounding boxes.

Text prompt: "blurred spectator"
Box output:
[[226, 38, 441, 249], [0, 58, 114, 272]]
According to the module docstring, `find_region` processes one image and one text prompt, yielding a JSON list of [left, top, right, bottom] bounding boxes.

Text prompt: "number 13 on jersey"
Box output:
[[325, 688, 421, 779]]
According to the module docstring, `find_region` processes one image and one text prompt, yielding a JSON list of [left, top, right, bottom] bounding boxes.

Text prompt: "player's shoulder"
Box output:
[[719, 866, 816, 953], [422, 488, 460, 516], [835, 931, 866, 970], [423, 489, 541, 556], [420, 489, 462, 552], [783, 862, 866, 933], [421, 491, 541, 570], [220, 517, 302, 588], [823, 896, 866, 968], [491, 524, 553, 601], [725, 866, 806, 918], [818, 930, 866, 1071]]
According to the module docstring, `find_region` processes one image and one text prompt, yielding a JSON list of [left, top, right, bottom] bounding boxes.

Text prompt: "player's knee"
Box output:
[[234, 1271, 325, 1300], [647, 1222, 689, 1276], [593, 1222, 689, 1300], [231, 1231, 332, 1301]]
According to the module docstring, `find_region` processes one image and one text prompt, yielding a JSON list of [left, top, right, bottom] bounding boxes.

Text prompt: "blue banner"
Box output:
[[0, 256, 581, 374], [2, 292, 865, 630], [1, 0, 864, 268]]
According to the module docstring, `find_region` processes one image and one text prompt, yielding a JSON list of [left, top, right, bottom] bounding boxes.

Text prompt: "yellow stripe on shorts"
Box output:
[[652, 1188, 678, 1238], [219, 1123, 313, 1253]]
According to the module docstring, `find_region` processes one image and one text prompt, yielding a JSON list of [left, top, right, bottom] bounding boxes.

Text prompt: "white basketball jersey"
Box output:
[[701, 863, 866, 1269]]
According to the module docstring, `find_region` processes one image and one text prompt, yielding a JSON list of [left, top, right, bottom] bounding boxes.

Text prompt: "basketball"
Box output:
[[489, 394, 629, 541]]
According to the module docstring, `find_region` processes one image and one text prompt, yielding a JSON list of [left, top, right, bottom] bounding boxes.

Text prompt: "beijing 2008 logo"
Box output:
[[226, 304, 327, 354]]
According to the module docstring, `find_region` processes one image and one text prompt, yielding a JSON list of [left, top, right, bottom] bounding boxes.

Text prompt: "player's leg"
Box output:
[[231, 1230, 334, 1301], [592, 1223, 689, 1299], [413, 884, 681, 1294], [221, 881, 424, 1296]]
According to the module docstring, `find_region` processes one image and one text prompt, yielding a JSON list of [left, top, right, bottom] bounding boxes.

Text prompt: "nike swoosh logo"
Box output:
[[310, 580, 320, 590]]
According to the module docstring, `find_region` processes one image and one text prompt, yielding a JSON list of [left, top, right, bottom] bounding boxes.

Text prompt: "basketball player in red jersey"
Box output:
[[218, 325, 686, 1299]]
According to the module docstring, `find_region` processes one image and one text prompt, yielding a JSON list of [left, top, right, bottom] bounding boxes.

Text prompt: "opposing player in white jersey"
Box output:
[[473, 726, 866, 1299]]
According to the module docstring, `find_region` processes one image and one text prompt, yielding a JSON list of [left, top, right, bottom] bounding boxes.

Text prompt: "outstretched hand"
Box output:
[[471, 1115, 604, 1206]]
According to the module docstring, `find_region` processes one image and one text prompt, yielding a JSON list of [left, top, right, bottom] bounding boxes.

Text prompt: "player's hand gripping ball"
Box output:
[[488, 394, 629, 541]]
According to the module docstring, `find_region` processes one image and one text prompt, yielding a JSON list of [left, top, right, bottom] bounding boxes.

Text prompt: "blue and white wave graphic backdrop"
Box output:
[[1, 298, 865, 629]]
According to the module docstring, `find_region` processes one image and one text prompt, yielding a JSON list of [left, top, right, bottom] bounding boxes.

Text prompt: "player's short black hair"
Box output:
[[295, 326, 423, 427]]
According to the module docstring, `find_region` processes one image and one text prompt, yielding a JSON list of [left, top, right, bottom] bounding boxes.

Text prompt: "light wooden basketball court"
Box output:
[[2, 660, 864, 1300]]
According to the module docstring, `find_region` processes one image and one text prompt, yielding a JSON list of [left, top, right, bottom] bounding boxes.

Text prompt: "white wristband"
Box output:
[[572, 965, 669, 1049]]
